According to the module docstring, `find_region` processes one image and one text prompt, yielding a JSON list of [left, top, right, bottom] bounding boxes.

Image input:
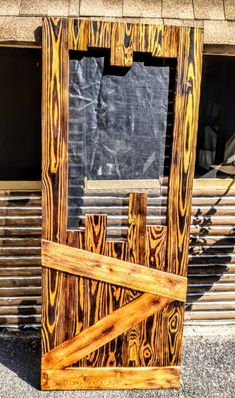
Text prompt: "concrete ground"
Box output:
[[0, 326, 234, 398]]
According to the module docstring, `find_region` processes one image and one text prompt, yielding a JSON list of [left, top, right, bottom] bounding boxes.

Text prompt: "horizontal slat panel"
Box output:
[[184, 320, 235, 325], [185, 310, 235, 320], [0, 237, 41, 246], [189, 236, 235, 246], [0, 227, 41, 236], [188, 283, 235, 293], [0, 256, 41, 266], [0, 296, 41, 306], [0, 247, 40, 255], [186, 301, 235, 311], [0, 287, 41, 296], [0, 216, 41, 226], [188, 265, 235, 274], [0, 186, 235, 326], [76, 195, 235, 206], [0, 197, 41, 206], [189, 254, 235, 264], [0, 276, 41, 288], [187, 291, 235, 302], [70, 205, 235, 216], [0, 207, 41, 216], [71, 226, 234, 237], [73, 214, 235, 225], [189, 245, 235, 254], [188, 274, 235, 283], [0, 305, 41, 315], [0, 314, 41, 325], [0, 267, 41, 276]]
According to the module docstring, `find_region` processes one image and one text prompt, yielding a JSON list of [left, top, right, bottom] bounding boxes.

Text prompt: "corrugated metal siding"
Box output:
[[0, 183, 234, 327], [0, 191, 41, 327]]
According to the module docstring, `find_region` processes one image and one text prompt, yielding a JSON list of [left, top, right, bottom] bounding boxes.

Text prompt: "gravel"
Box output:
[[0, 327, 234, 398]]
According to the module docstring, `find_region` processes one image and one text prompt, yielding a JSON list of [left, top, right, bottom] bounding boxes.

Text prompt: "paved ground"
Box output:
[[0, 327, 234, 398]]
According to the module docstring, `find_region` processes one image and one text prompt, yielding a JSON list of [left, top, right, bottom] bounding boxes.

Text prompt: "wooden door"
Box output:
[[41, 18, 203, 390]]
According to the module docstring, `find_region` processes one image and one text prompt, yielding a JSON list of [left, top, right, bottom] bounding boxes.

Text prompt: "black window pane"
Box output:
[[0, 48, 41, 180]]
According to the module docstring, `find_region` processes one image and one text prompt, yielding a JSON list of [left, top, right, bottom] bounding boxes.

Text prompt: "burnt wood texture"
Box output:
[[41, 17, 203, 390]]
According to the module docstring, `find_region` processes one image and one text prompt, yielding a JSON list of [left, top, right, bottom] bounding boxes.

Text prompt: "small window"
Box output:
[[67, 51, 176, 229], [68, 51, 175, 193], [195, 55, 235, 179], [0, 47, 41, 181]]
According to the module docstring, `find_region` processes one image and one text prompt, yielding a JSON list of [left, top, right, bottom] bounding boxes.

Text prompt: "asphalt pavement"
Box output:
[[0, 326, 234, 398]]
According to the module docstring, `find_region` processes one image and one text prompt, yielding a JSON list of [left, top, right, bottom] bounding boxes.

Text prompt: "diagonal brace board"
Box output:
[[42, 239, 187, 302], [42, 293, 172, 370]]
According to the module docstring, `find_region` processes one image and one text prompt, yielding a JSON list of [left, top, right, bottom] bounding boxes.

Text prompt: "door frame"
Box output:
[[41, 18, 203, 390]]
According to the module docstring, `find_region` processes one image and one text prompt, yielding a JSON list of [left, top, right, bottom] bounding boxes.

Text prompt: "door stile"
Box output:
[[165, 26, 203, 365], [41, 17, 71, 354]]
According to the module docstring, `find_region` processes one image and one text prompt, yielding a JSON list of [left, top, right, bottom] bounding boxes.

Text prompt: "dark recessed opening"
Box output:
[[196, 55, 235, 178], [0, 47, 42, 180]]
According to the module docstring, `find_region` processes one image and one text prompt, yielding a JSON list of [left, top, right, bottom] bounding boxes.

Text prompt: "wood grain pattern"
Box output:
[[132, 24, 178, 58], [42, 293, 172, 370], [41, 366, 181, 390], [68, 19, 89, 51], [138, 225, 168, 366], [128, 193, 147, 266], [66, 230, 85, 345], [134, 24, 155, 53], [89, 20, 111, 49], [42, 239, 187, 301], [66, 230, 86, 367], [41, 17, 70, 354], [123, 193, 147, 366], [67, 20, 179, 62], [84, 214, 107, 367], [166, 26, 204, 365], [110, 22, 133, 67], [103, 240, 128, 366], [145, 226, 167, 270], [155, 26, 179, 58]]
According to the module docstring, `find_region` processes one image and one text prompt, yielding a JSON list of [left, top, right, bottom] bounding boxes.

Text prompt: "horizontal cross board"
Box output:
[[42, 239, 187, 302], [42, 366, 181, 390]]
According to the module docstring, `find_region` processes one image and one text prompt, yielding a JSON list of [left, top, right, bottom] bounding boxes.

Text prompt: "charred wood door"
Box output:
[[41, 18, 203, 390]]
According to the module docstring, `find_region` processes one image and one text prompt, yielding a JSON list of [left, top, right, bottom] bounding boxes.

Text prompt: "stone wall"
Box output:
[[0, 0, 235, 45]]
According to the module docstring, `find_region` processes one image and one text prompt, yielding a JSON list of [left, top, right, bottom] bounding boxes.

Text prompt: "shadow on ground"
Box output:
[[0, 329, 41, 389], [0, 328, 234, 398]]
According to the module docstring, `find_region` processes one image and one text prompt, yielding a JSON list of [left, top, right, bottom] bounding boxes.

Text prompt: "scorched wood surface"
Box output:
[[41, 17, 203, 390]]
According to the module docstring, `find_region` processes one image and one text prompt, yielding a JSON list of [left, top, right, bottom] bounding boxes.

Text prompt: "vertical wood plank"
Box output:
[[128, 193, 147, 266], [139, 225, 167, 366], [134, 24, 156, 53], [145, 226, 167, 270], [41, 17, 69, 354], [162, 26, 179, 58], [68, 19, 89, 51], [104, 240, 128, 366], [89, 20, 111, 49], [110, 22, 133, 67], [84, 214, 107, 366], [152, 26, 179, 58], [166, 26, 203, 364], [66, 230, 85, 366], [123, 193, 147, 366]]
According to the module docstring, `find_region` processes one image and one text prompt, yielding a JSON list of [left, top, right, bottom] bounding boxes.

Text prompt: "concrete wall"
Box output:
[[0, 0, 235, 45]]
